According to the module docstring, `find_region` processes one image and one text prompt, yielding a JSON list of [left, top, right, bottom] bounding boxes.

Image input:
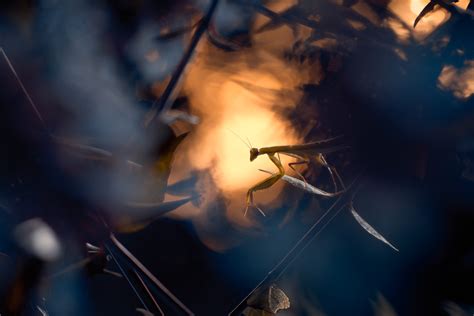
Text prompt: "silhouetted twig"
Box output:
[[144, 0, 220, 127], [110, 234, 194, 316]]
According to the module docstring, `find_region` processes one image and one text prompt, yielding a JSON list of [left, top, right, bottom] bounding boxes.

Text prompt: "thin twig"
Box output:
[[110, 234, 194, 316], [144, 0, 220, 127], [0, 48, 49, 133], [134, 269, 165, 316], [105, 245, 150, 311]]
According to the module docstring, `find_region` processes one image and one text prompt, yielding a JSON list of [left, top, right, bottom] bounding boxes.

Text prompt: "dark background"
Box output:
[[0, 0, 473, 315]]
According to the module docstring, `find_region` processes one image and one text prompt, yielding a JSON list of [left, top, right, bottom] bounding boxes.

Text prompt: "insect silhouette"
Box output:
[[230, 131, 348, 216]]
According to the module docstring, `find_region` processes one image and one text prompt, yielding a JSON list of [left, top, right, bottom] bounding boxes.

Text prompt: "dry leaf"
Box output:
[[414, 1, 437, 28], [350, 205, 399, 252], [247, 284, 290, 314]]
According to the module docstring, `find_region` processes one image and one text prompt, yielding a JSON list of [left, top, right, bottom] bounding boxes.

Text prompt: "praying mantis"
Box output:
[[233, 132, 349, 216]]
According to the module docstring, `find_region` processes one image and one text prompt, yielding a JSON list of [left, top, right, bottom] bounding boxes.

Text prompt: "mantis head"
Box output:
[[250, 148, 259, 161], [227, 129, 258, 160]]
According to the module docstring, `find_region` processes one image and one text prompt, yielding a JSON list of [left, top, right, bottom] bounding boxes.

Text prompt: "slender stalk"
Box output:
[[0, 48, 49, 133], [134, 269, 165, 316], [144, 0, 220, 127], [105, 245, 150, 311], [110, 234, 194, 316]]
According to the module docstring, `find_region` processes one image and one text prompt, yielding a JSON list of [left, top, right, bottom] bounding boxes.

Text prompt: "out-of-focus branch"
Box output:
[[144, 0, 220, 127]]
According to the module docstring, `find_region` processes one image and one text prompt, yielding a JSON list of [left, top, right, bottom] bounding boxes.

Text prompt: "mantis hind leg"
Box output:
[[317, 154, 345, 191], [245, 190, 265, 217], [288, 159, 310, 186], [246, 154, 285, 216]]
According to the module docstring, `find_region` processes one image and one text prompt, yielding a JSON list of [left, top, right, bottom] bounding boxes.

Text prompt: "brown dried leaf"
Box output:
[[414, 1, 437, 28], [247, 284, 290, 314], [350, 205, 399, 252]]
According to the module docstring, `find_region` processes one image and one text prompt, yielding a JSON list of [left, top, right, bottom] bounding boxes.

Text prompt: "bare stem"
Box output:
[[144, 0, 220, 127]]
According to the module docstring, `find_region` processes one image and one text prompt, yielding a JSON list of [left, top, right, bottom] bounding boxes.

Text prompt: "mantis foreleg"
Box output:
[[246, 154, 285, 216]]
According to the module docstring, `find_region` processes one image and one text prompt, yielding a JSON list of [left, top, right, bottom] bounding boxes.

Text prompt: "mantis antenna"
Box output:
[[246, 136, 253, 148], [227, 128, 252, 149]]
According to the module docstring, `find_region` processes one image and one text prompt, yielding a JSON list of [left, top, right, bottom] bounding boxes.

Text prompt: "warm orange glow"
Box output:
[[184, 61, 304, 184], [160, 1, 325, 249], [165, 22, 320, 232], [266, 0, 298, 13], [211, 111, 297, 191], [171, 46, 305, 222]]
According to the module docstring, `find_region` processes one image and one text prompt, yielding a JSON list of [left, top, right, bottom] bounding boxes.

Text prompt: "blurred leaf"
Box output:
[[414, 1, 436, 28], [414, 0, 472, 28], [53, 136, 143, 171], [152, 132, 188, 175], [138, 131, 189, 203], [166, 172, 199, 196], [115, 196, 194, 233], [350, 204, 399, 252]]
